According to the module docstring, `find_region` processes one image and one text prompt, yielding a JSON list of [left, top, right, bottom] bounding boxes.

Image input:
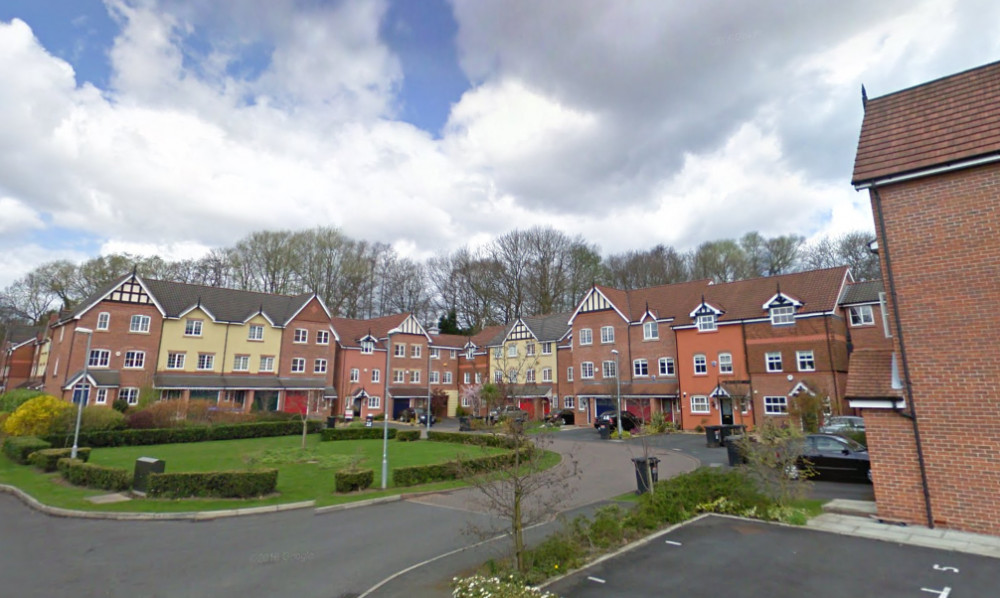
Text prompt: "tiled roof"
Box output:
[[429, 333, 469, 348], [522, 312, 573, 342], [840, 280, 885, 305], [618, 279, 714, 322], [144, 278, 313, 325], [4, 324, 42, 345], [853, 60, 1000, 185], [331, 313, 409, 348], [845, 349, 903, 398]]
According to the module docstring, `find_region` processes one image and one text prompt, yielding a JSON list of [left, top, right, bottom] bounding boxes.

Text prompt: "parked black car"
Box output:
[[487, 405, 529, 424], [593, 411, 641, 432], [545, 409, 575, 426], [398, 408, 436, 425], [790, 433, 871, 482]]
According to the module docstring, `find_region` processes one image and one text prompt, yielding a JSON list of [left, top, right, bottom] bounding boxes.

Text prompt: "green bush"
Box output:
[[0, 389, 44, 413], [427, 431, 520, 449], [42, 420, 322, 448], [111, 399, 129, 413], [393, 450, 528, 487], [29, 447, 91, 471], [321, 427, 396, 441], [52, 406, 127, 435], [395, 430, 420, 442], [3, 395, 72, 436], [147, 469, 279, 498], [524, 529, 586, 576], [57, 458, 131, 491], [2, 436, 52, 464], [334, 469, 374, 493]]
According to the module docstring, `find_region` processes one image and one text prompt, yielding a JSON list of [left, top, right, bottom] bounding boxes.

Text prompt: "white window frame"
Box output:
[[600, 326, 615, 344], [444, 371, 452, 384], [371, 369, 380, 383], [849, 305, 875, 327], [294, 328, 308, 344], [659, 357, 675, 376], [259, 356, 274, 372], [167, 352, 186, 370], [464, 372, 471, 384], [96, 312, 110, 331], [120, 387, 140, 406], [395, 343, 406, 357], [475, 373, 481, 384], [633, 358, 649, 377], [493, 347, 503, 359], [94, 388, 108, 405], [567, 366, 574, 382], [507, 369, 517, 383], [248, 325, 264, 341], [718, 352, 733, 374], [430, 348, 440, 359], [450, 350, 457, 359], [564, 396, 575, 409], [411, 345, 421, 359], [507, 345, 517, 358], [541, 368, 552, 383], [525, 343, 535, 356], [184, 319, 203, 337], [797, 350, 816, 372], [579, 328, 593, 345], [766, 352, 783, 372], [430, 371, 440, 384], [696, 314, 716, 332], [367, 395, 381, 409], [361, 340, 374, 354], [770, 306, 795, 325], [350, 368, 360, 383], [394, 370, 405, 383], [542, 342, 553, 355], [466, 348, 475, 360], [89, 349, 110, 368], [410, 370, 420, 384], [123, 350, 145, 369], [602, 360, 617, 379], [314, 358, 328, 374], [693, 354, 707, 375], [764, 396, 788, 414], [462, 395, 472, 407], [130, 315, 151, 333], [316, 330, 330, 345], [525, 368, 535, 383], [643, 321, 659, 340], [494, 371, 502, 383], [291, 357, 305, 373], [233, 354, 250, 372], [581, 362, 594, 379], [690, 395, 710, 414]]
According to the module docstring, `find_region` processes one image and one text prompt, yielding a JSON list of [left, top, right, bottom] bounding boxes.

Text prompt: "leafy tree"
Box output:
[[3, 395, 72, 436]]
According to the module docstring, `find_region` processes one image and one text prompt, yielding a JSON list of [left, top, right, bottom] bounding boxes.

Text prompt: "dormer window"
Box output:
[[690, 300, 722, 332], [770, 306, 795, 325], [696, 314, 716, 331], [466, 347, 475, 360], [361, 340, 374, 354]]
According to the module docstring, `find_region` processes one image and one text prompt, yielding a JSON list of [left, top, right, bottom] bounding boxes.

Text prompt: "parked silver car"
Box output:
[[819, 415, 865, 434]]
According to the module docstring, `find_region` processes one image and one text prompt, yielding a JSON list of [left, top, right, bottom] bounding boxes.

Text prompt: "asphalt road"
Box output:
[[546, 514, 998, 598]]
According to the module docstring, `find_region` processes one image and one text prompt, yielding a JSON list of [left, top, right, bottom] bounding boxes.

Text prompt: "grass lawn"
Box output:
[[0, 434, 558, 513]]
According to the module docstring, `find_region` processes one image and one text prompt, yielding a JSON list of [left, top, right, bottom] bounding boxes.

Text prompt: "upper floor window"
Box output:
[[395, 343, 405, 357], [494, 370, 503, 383], [602, 360, 617, 378], [849, 305, 875, 327], [233, 354, 250, 371], [765, 352, 783, 372], [450, 350, 457, 359], [411, 345, 421, 359], [493, 347, 503, 359], [184, 319, 202, 337], [579, 328, 593, 345], [507, 369, 517, 383], [580, 362, 594, 379], [89, 349, 110, 368], [444, 371, 452, 384], [248, 325, 264, 341], [123, 350, 145, 369], [166, 352, 185, 370], [541, 342, 553, 355], [525, 369, 535, 383], [600, 326, 615, 344], [259, 356, 274, 372], [507, 345, 517, 358], [466, 347, 475, 360], [294, 329, 308, 344], [361, 340, 374, 354], [316, 330, 330, 345], [314, 359, 327, 374], [430, 371, 441, 384], [770, 306, 795, 326], [371, 369, 380, 383], [350, 368, 360, 383], [659, 357, 675, 376], [475, 372, 481, 384], [430, 348, 440, 359], [464, 372, 471, 384], [395, 370, 406, 383], [696, 314, 716, 332], [718, 352, 733, 374], [693, 354, 707, 375], [96, 312, 110, 331], [410, 370, 420, 384], [567, 366, 574, 382], [290, 357, 305, 373], [541, 368, 552, 383], [130, 315, 151, 333], [797, 350, 816, 372], [525, 343, 536, 356], [643, 321, 659, 340], [633, 359, 649, 377]]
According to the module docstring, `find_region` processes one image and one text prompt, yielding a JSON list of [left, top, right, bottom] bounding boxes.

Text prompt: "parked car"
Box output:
[[398, 408, 436, 425], [819, 415, 865, 434], [593, 411, 641, 432], [789, 433, 871, 482], [545, 409, 575, 426], [488, 404, 529, 424]]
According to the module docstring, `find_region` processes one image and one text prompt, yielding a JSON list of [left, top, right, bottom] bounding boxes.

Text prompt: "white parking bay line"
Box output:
[[587, 576, 606, 584], [665, 540, 682, 546]]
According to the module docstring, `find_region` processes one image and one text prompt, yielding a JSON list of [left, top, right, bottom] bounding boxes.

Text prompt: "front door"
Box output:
[[719, 398, 734, 425]]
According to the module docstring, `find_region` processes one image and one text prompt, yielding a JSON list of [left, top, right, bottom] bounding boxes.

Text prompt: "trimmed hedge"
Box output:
[[321, 427, 396, 441], [427, 431, 520, 449], [395, 430, 420, 442], [3, 436, 52, 464], [29, 447, 91, 472], [147, 469, 279, 498], [57, 458, 131, 491], [335, 469, 374, 493], [393, 450, 530, 487], [42, 420, 323, 448]]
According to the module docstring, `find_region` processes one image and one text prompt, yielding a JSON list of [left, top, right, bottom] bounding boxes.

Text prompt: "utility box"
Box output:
[[365, 415, 374, 428], [133, 457, 165, 494]]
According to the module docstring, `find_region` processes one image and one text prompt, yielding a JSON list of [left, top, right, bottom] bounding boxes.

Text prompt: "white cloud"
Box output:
[[0, 197, 44, 235]]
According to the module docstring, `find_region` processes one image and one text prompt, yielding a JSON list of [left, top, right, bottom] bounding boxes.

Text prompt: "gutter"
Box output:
[[854, 152, 1000, 190]]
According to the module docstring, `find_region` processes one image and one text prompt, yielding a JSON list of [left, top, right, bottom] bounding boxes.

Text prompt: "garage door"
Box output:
[[594, 398, 615, 417]]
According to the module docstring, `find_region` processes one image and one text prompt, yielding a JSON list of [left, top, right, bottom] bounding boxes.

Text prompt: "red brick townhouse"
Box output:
[[850, 61, 1000, 535], [673, 267, 851, 431], [1, 324, 46, 392], [427, 331, 465, 417], [455, 325, 505, 417]]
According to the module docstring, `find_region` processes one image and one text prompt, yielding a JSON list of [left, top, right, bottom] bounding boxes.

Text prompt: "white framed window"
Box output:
[[120, 387, 140, 406], [525, 343, 535, 356], [694, 354, 707, 375], [766, 352, 783, 372], [450, 350, 457, 359], [541, 368, 552, 382], [507, 345, 517, 357], [89, 349, 110, 368], [475, 373, 481, 384], [367, 395, 381, 409], [184, 319, 203, 337], [466, 348, 475, 360], [507, 369, 517, 383], [542, 342, 553, 355], [316, 330, 330, 345], [123, 351, 145, 369], [350, 368, 360, 383], [464, 372, 471, 384], [525, 368, 535, 383], [444, 371, 452, 384], [394, 370, 406, 383], [294, 328, 308, 343], [494, 371, 502, 383], [291, 357, 305, 373], [430, 348, 440, 359], [579, 397, 588, 411], [314, 358, 327, 374], [233, 354, 250, 371], [411, 344, 421, 358], [602, 360, 617, 378], [581, 362, 594, 379], [361, 340, 374, 354], [493, 347, 502, 359], [770, 306, 795, 325], [564, 396, 575, 409], [167, 352, 185, 370], [659, 357, 675, 376], [696, 314, 716, 332], [690, 395, 709, 414], [764, 396, 788, 414], [94, 388, 108, 405], [849, 305, 875, 326], [643, 321, 659, 340], [96, 312, 110, 331], [259, 356, 274, 372], [371, 369, 380, 383], [579, 328, 593, 345], [246, 324, 263, 341], [718, 352, 733, 374], [130, 315, 151, 333], [410, 370, 420, 383], [797, 350, 816, 372], [567, 366, 574, 381], [395, 343, 406, 357], [462, 395, 472, 407], [633, 359, 649, 377], [600, 326, 615, 344], [430, 371, 441, 384]]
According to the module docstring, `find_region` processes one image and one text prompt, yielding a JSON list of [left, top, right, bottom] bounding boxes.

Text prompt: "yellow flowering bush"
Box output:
[[3, 395, 72, 437]]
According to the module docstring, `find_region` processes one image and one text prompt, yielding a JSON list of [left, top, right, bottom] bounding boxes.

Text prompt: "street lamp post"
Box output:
[[611, 349, 623, 438], [71, 327, 94, 459], [381, 332, 393, 489]]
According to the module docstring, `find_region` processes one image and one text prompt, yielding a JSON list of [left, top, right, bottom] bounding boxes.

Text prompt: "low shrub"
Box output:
[[126, 401, 187, 429], [523, 529, 586, 577], [51, 406, 127, 435], [29, 447, 91, 471], [147, 469, 279, 498], [111, 399, 129, 413], [0, 411, 9, 433], [395, 430, 420, 442], [334, 469, 374, 493], [57, 458, 131, 491], [3, 395, 72, 437], [3, 436, 52, 464], [427, 431, 520, 449], [42, 420, 323, 448], [393, 450, 528, 487], [0, 389, 43, 413], [321, 427, 396, 441]]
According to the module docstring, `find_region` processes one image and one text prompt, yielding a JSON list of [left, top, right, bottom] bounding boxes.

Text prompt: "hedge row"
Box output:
[[3, 436, 52, 464], [147, 469, 279, 498], [395, 430, 420, 442], [30, 447, 91, 472], [42, 420, 323, 448], [335, 469, 374, 493], [426, 431, 521, 449], [321, 427, 396, 441], [394, 450, 531, 487], [57, 458, 131, 491]]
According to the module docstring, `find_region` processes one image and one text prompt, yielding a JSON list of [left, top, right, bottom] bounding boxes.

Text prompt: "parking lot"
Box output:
[[545, 515, 996, 597]]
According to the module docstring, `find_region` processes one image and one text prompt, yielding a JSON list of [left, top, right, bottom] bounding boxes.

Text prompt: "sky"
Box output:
[[1, 0, 999, 288]]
